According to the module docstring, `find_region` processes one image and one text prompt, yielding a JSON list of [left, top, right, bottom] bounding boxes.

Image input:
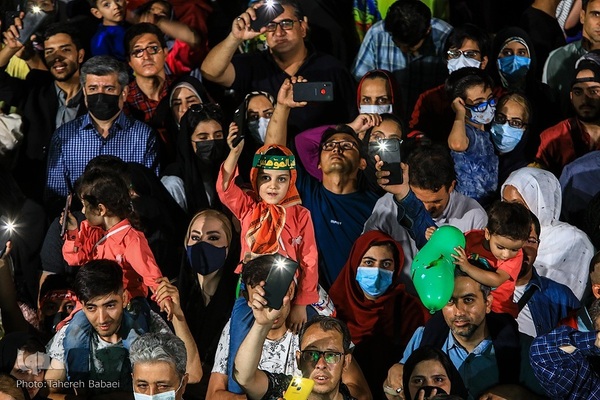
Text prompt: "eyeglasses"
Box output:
[[526, 237, 540, 245], [494, 113, 526, 129], [300, 350, 344, 365], [465, 98, 497, 113], [447, 49, 481, 60], [130, 45, 162, 58], [321, 140, 358, 152], [265, 19, 299, 32]]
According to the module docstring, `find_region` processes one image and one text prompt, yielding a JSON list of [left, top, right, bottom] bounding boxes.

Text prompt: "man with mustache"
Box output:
[[383, 268, 544, 399], [535, 53, 600, 177], [0, 22, 87, 206]]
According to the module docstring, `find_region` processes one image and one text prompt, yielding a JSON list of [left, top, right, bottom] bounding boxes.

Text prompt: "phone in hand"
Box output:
[[18, 7, 50, 45], [0, 216, 13, 258], [250, 2, 285, 32], [232, 105, 245, 148], [283, 377, 314, 400], [263, 256, 298, 310], [293, 82, 333, 102], [2, 10, 20, 33], [59, 193, 73, 237], [370, 138, 403, 185]]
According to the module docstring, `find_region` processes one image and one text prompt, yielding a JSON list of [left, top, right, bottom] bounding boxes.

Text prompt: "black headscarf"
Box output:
[[486, 26, 562, 160]]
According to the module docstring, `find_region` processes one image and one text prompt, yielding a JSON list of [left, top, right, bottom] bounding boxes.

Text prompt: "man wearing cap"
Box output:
[[535, 53, 600, 177]]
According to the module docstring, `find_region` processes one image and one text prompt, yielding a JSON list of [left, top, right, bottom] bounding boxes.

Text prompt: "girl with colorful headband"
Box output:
[[217, 123, 319, 332]]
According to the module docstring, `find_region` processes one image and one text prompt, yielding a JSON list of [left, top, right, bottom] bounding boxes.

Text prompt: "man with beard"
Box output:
[[44, 55, 158, 215], [45, 259, 201, 397], [535, 53, 600, 177], [0, 23, 87, 205], [383, 269, 544, 400]]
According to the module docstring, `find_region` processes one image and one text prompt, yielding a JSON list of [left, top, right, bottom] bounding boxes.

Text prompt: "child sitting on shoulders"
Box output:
[[452, 201, 531, 317]]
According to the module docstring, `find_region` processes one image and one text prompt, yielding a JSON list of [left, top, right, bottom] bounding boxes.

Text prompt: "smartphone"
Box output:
[[232, 104, 245, 148], [283, 377, 314, 400], [293, 82, 334, 102], [263, 257, 298, 310], [371, 138, 403, 185], [250, 2, 285, 32], [18, 7, 50, 45], [59, 193, 73, 237], [0, 216, 13, 258]]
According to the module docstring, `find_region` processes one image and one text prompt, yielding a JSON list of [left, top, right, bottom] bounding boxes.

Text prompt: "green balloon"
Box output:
[[411, 226, 466, 312]]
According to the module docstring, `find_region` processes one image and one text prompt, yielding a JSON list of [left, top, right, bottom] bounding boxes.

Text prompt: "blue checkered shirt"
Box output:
[[530, 326, 600, 399], [45, 111, 159, 204], [352, 18, 453, 117]]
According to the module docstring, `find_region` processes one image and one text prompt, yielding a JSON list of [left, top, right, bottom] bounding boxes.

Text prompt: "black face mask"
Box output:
[[195, 139, 227, 164], [87, 93, 121, 121], [43, 311, 69, 333], [186, 241, 227, 275]]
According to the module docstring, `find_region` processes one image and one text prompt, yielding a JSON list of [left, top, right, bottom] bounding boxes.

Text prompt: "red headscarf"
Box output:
[[245, 144, 301, 259], [330, 230, 425, 345]]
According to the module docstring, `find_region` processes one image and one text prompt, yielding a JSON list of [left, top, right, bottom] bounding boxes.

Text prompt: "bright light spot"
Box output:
[[377, 141, 389, 152], [274, 258, 287, 269], [265, 0, 275, 7], [3, 220, 15, 233], [31, 5, 41, 13]]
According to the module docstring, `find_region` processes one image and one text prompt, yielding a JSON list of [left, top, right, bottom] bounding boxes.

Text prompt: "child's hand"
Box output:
[[425, 226, 437, 241], [154, 278, 181, 322], [287, 304, 307, 334], [451, 97, 466, 116], [451, 246, 470, 271], [227, 122, 244, 151], [59, 211, 78, 232]]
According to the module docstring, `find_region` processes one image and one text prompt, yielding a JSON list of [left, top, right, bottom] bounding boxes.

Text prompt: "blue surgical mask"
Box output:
[[247, 117, 270, 144], [497, 55, 531, 87], [356, 267, 393, 297], [447, 55, 481, 73], [490, 122, 524, 153], [186, 241, 227, 276], [359, 104, 393, 115]]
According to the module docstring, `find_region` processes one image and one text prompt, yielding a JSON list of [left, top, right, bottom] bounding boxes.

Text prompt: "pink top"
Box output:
[[217, 166, 319, 305], [63, 219, 163, 299]]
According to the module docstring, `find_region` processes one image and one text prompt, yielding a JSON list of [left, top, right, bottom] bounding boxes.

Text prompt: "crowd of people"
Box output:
[[0, 0, 600, 399]]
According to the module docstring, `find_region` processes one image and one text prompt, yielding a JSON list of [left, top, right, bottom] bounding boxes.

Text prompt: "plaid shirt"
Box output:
[[45, 111, 159, 206], [124, 75, 174, 123], [530, 326, 600, 399], [351, 18, 453, 118]]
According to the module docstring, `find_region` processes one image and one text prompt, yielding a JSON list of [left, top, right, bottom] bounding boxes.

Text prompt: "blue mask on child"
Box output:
[[497, 56, 531, 86], [490, 122, 524, 153], [356, 267, 393, 297]]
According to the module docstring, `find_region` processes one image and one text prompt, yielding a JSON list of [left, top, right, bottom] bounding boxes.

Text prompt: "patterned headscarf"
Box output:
[[244, 144, 301, 259]]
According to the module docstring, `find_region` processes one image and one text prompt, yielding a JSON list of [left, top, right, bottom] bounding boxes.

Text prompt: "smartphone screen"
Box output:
[[263, 257, 298, 310], [372, 138, 403, 185]]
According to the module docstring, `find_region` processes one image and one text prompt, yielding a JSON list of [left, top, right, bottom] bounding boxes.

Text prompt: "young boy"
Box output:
[[446, 67, 498, 205], [88, 0, 127, 61], [452, 201, 531, 317]]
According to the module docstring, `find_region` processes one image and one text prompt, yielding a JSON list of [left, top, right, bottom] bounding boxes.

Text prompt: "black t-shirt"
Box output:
[[231, 46, 357, 138]]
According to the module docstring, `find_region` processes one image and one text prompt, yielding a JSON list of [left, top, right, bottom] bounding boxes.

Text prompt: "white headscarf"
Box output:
[[502, 167, 595, 299]]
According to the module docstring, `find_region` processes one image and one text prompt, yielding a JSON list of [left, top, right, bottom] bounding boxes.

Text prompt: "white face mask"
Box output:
[[359, 104, 393, 115], [447, 55, 482, 73]]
